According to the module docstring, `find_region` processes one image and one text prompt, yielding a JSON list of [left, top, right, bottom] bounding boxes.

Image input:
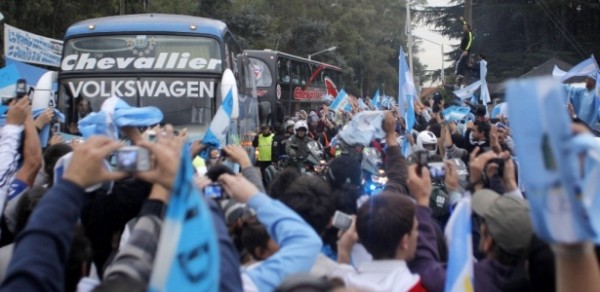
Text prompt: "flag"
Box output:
[[399, 47, 417, 106], [480, 60, 491, 117], [453, 80, 482, 100], [149, 147, 220, 291], [372, 89, 381, 110], [330, 89, 351, 112], [553, 55, 599, 82], [444, 197, 474, 292], [337, 111, 386, 146], [202, 89, 234, 149], [402, 97, 416, 156], [507, 77, 600, 243], [358, 98, 368, 110]]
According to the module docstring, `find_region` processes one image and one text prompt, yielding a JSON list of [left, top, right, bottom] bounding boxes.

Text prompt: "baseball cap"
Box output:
[[472, 189, 533, 254]]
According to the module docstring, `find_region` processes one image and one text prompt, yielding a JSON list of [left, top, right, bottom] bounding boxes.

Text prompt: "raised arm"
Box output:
[[382, 112, 409, 195]]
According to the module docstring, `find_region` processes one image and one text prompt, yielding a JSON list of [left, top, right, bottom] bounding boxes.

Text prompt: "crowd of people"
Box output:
[[0, 69, 597, 292]]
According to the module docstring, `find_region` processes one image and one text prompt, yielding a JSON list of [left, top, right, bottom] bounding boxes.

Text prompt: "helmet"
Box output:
[[294, 120, 308, 134], [284, 120, 295, 131], [416, 131, 438, 156]]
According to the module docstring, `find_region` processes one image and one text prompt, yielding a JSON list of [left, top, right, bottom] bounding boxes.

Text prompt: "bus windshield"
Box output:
[[62, 35, 222, 73]]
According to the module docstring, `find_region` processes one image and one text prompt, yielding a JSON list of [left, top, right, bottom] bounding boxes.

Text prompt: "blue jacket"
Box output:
[[243, 193, 322, 291], [1, 180, 85, 291]]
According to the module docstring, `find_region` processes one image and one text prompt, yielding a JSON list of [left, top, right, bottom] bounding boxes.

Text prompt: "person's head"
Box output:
[[43, 143, 73, 186], [417, 131, 438, 156], [308, 112, 319, 128], [15, 185, 47, 235], [294, 120, 308, 138], [241, 220, 279, 261], [268, 167, 302, 199], [472, 120, 491, 141], [93, 275, 146, 292], [278, 176, 334, 235], [495, 123, 508, 144], [76, 97, 91, 116], [284, 120, 295, 134], [472, 189, 533, 266], [261, 124, 271, 136], [66, 224, 93, 292], [585, 73, 597, 90], [356, 192, 418, 260], [326, 156, 362, 189], [463, 22, 471, 32]]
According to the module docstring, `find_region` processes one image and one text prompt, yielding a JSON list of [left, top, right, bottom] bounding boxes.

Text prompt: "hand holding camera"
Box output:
[[218, 174, 259, 203], [222, 145, 252, 168], [63, 137, 127, 188], [135, 124, 185, 190], [6, 97, 30, 126]]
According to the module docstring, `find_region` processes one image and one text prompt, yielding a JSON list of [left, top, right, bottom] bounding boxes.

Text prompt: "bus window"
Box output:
[[258, 101, 272, 125], [248, 58, 272, 88], [278, 58, 290, 83]]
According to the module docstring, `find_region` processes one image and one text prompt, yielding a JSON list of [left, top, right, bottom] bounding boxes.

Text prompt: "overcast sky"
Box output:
[[413, 0, 458, 85]]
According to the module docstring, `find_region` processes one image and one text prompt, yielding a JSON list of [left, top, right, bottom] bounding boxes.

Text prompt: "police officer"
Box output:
[[252, 124, 275, 185]]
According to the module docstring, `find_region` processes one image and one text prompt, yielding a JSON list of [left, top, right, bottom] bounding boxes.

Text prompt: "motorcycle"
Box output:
[[361, 147, 387, 195]]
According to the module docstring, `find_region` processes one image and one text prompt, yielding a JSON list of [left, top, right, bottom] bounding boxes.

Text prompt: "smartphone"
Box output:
[[146, 130, 157, 143], [332, 210, 353, 231], [428, 162, 446, 182], [203, 183, 223, 199], [115, 146, 151, 172], [15, 79, 27, 99]]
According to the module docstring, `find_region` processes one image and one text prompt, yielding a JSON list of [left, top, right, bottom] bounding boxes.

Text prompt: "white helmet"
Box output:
[[284, 120, 295, 131], [416, 131, 438, 156], [294, 120, 308, 134]]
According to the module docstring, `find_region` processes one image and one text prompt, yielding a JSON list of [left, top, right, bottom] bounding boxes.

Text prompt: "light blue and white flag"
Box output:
[[78, 96, 163, 140], [491, 102, 508, 119], [202, 89, 234, 149], [480, 60, 491, 117], [358, 98, 368, 110], [553, 56, 599, 82], [402, 96, 416, 157], [444, 197, 474, 292], [329, 89, 351, 113], [442, 106, 472, 123], [372, 89, 381, 110], [337, 111, 386, 146], [399, 47, 417, 116], [149, 147, 220, 292], [508, 77, 600, 243], [453, 80, 482, 100]]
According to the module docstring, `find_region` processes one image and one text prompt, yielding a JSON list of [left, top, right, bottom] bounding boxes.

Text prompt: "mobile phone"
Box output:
[[416, 151, 428, 176], [146, 130, 157, 142], [203, 183, 223, 199], [15, 79, 27, 99], [52, 123, 61, 134], [332, 210, 353, 231], [115, 146, 151, 172], [428, 162, 446, 182]]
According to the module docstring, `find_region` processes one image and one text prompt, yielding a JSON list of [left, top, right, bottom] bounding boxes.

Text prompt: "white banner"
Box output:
[[4, 24, 63, 67]]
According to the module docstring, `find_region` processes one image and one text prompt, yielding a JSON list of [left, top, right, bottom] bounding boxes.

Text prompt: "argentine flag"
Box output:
[[453, 81, 482, 100], [149, 147, 220, 291], [330, 89, 351, 112], [553, 55, 599, 82], [480, 60, 491, 117], [444, 197, 474, 292], [399, 47, 417, 118], [202, 89, 234, 149], [372, 89, 381, 110]]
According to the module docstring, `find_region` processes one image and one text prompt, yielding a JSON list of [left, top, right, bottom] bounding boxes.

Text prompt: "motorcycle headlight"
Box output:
[[371, 175, 388, 184]]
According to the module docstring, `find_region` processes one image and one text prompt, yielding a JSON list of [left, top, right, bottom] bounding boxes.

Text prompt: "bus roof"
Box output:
[[244, 49, 343, 71], [65, 14, 228, 40]]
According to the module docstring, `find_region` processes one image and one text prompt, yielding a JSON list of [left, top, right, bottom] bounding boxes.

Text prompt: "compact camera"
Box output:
[[332, 210, 353, 231], [203, 183, 224, 199], [115, 146, 151, 172]]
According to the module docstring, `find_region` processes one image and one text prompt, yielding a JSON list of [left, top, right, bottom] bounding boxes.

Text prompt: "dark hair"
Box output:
[[66, 224, 93, 292], [268, 167, 301, 199], [93, 275, 146, 292], [356, 192, 415, 259], [279, 176, 334, 235], [43, 144, 73, 186], [428, 123, 442, 138], [241, 220, 272, 261], [474, 119, 491, 139], [15, 185, 47, 235]]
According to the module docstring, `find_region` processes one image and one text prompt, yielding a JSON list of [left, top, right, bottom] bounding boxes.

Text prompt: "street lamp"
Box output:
[[308, 46, 337, 60], [413, 35, 445, 84]]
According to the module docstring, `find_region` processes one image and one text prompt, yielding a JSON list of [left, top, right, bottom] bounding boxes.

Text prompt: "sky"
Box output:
[[413, 0, 458, 86]]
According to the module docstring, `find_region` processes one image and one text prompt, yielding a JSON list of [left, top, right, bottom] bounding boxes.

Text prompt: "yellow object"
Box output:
[[192, 156, 205, 168], [257, 134, 274, 162]]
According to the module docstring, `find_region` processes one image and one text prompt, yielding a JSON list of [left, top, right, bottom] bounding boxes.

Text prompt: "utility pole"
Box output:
[[405, 1, 414, 78], [120, 0, 125, 15], [465, 0, 473, 27]]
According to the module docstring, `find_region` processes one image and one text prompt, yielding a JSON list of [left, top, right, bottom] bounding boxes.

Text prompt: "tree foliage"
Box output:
[[417, 0, 600, 83], [0, 0, 428, 97]]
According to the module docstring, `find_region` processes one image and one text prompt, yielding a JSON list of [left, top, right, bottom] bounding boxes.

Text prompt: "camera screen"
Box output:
[[204, 184, 223, 199], [428, 162, 446, 181], [117, 150, 138, 171]]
